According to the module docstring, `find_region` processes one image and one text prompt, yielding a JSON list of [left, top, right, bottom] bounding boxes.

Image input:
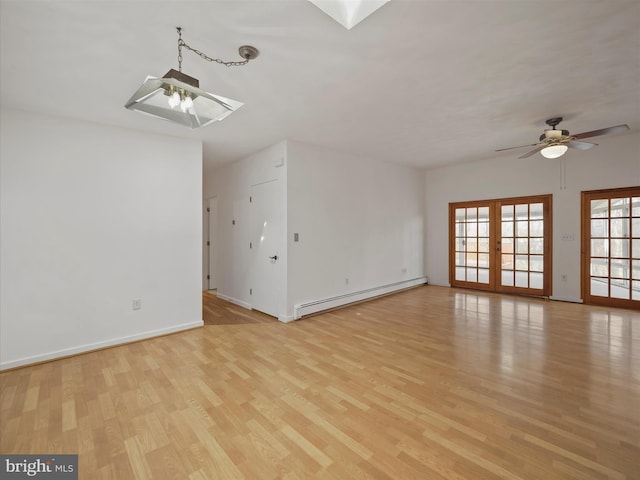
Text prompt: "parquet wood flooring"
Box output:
[[2, 286, 639, 479]]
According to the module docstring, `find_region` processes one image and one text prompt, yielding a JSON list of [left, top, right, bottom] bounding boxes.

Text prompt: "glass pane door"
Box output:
[[498, 200, 548, 295], [582, 187, 640, 309], [450, 195, 551, 297], [453, 204, 492, 289]]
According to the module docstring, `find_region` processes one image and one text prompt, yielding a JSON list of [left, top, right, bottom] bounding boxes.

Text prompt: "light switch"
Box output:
[[294, 233, 299, 242]]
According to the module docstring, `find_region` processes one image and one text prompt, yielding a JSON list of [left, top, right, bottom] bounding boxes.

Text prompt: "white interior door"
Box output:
[[208, 197, 217, 290], [250, 180, 280, 317]]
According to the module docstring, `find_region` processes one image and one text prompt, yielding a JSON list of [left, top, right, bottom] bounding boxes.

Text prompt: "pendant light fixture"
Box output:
[[125, 28, 259, 128]]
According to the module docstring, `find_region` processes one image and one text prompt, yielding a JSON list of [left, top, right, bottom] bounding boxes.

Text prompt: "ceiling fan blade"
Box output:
[[572, 124, 630, 140], [495, 142, 539, 152], [568, 140, 597, 150], [518, 145, 545, 159]]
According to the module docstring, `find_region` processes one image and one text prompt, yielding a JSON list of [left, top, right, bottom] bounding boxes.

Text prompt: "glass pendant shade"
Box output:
[[540, 144, 568, 159], [125, 69, 243, 128]]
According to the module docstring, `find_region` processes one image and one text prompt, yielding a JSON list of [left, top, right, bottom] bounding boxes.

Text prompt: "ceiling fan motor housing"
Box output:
[[540, 129, 570, 142]]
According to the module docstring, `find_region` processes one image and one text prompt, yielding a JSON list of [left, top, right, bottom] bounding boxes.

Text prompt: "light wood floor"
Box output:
[[1, 286, 639, 479], [202, 291, 274, 325]]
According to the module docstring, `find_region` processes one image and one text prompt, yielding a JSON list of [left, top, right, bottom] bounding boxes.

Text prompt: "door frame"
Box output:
[[207, 196, 218, 291]]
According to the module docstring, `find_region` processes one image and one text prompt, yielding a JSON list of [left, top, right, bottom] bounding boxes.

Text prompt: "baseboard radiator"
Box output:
[[294, 277, 427, 319]]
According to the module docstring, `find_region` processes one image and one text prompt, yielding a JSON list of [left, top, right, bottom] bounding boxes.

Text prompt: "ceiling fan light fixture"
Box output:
[[496, 117, 630, 159], [540, 144, 568, 159]]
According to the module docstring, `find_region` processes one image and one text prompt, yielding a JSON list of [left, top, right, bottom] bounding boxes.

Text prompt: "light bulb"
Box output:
[[168, 91, 181, 109], [180, 95, 194, 112]]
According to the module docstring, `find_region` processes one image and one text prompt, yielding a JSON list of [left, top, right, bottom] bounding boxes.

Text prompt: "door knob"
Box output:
[[269, 255, 278, 261]]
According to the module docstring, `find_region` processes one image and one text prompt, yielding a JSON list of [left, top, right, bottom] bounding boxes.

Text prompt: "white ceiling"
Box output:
[[1, 1, 638, 175]]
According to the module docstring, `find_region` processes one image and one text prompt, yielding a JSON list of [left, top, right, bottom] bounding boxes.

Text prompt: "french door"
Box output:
[[449, 195, 552, 296], [581, 186, 640, 309]]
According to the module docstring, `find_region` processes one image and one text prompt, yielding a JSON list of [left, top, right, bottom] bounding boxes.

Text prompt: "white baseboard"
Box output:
[[294, 277, 427, 319], [278, 314, 296, 323], [0, 320, 203, 371], [216, 292, 252, 310], [215, 292, 296, 323]]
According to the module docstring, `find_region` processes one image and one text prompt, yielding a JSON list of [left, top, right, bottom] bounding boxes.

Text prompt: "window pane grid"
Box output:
[[500, 201, 544, 290], [588, 193, 640, 302], [454, 206, 489, 284]]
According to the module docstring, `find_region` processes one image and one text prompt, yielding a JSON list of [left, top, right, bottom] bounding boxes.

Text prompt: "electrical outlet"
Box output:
[[561, 274, 567, 282], [132, 299, 142, 310]]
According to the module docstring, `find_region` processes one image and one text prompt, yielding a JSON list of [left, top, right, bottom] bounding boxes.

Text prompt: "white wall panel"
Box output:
[[0, 109, 203, 369], [287, 141, 425, 319]]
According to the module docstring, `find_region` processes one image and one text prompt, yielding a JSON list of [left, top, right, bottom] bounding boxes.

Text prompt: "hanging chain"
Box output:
[[176, 27, 250, 71], [179, 41, 250, 67], [177, 28, 184, 71]]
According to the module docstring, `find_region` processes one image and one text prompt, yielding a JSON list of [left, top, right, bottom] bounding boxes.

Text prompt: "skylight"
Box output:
[[308, 0, 390, 29]]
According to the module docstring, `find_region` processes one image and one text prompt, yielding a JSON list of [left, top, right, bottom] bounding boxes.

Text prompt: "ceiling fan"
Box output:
[[496, 117, 630, 159]]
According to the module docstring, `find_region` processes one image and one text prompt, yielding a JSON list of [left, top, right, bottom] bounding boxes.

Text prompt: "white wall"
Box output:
[[424, 132, 640, 302], [0, 109, 203, 370], [287, 141, 425, 318], [203, 141, 287, 315]]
